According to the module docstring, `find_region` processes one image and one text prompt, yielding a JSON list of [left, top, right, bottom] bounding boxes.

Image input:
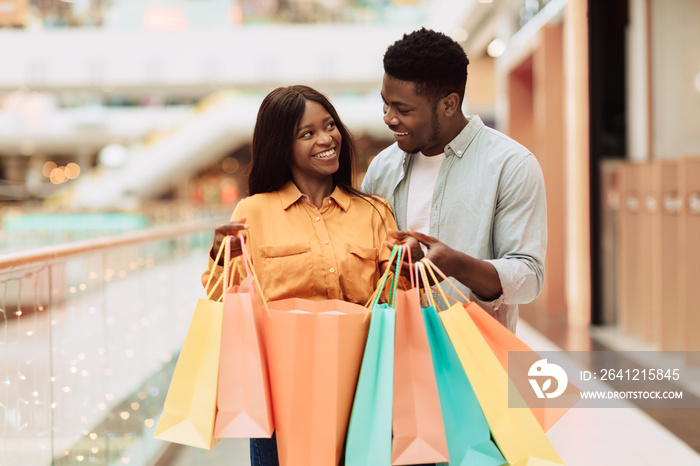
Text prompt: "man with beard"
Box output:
[[362, 28, 547, 332]]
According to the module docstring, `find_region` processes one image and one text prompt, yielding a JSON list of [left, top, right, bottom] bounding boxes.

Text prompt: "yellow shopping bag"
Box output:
[[422, 260, 564, 465], [154, 241, 229, 449]]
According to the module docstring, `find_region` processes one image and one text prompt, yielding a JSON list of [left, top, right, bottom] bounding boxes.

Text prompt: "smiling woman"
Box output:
[[201, 85, 398, 466], [289, 99, 342, 204]]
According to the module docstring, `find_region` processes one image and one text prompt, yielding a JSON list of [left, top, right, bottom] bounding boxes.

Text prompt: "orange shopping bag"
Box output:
[[264, 298, 370, 466], [391, 255, 448, 465], [215, 235, 274, 438], [423, 258, 578, 432]]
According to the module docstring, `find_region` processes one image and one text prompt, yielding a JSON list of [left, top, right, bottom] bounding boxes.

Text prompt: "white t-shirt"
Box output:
[[406, 151, 446, 237]]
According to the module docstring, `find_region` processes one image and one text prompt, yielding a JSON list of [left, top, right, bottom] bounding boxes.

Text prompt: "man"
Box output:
[[362, 28, 546, 332]]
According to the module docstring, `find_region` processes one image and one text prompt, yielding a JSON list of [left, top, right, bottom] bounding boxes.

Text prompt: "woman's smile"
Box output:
[[312, 147, 337, 159]]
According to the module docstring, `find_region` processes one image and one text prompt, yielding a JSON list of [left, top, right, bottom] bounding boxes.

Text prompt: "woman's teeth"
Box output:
[[313, 148, 335, 159], [394, 131, 410, 136]]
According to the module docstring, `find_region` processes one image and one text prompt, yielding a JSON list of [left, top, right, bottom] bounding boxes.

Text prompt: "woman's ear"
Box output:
[[441, 93, 461, 117]]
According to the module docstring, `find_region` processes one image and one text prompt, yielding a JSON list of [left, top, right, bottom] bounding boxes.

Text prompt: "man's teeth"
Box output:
[[313, 149, 335, 159], [394, 131, 410, 136]]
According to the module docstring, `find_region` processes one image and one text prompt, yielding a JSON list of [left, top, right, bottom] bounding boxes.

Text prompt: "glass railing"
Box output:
[[0, 202, 231, 255], [0, 220, 217, 465]]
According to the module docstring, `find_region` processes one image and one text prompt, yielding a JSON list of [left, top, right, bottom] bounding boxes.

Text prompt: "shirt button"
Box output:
[[324, 240, 329, 245], [315, 216, 320, 221], [457, 149, 463, 154], [329, 268, 335, 273]]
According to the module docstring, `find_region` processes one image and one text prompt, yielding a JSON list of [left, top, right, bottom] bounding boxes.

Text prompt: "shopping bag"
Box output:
[[391, 254, 449, 465], [421, 261, 564, 465], [215, 234, 274, 438], [345, 245, 401, 466], [464, 302, 575, 431], [417, 263, 504, 466], [423, 258, 577, 432], [264, 297, 370, 466], [154, 241, 228, 450]]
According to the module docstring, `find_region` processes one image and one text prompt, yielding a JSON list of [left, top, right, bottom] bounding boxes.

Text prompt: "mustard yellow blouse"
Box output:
[[203, 182, 397, 304]]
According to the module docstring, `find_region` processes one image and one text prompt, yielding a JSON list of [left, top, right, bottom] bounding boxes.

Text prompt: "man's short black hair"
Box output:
[[383, 28, 469, 104]]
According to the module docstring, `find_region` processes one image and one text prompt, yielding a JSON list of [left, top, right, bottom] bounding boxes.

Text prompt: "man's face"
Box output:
[[380, 74, 443, 156]]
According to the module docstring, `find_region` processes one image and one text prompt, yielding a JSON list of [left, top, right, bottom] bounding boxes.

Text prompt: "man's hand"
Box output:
[[210, 217, 248, 265], [407, 229, 503, 300], [404, 229, 455, 277]]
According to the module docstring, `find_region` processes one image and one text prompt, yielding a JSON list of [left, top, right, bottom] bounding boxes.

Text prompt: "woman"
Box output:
[[203, 85, 397, 465]]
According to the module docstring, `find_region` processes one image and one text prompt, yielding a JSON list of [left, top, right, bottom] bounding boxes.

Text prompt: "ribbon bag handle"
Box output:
[[418, 258, 453, 312], [415, 261, 437, 309], [203, 237, 230, 302], [364, 244, 400, 308], [363, 244, 402, 322], [237, 233, 271, 316], [421, 257, 471, 304]]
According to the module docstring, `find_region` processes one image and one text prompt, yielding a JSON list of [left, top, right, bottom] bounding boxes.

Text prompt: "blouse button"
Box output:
[[329, 268, 335, 273], [315, 216, 320, 221], [324, 240, 329, 245]]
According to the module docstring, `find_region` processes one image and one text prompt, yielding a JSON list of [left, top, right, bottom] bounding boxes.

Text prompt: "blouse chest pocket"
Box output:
[[257, 242, 313, 300], [340, 243, 379, 303]]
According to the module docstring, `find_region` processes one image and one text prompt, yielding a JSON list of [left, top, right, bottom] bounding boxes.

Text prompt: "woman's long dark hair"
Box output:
[[248, 85, 366, 199]]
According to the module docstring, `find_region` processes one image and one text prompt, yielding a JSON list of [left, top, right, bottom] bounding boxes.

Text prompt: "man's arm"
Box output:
[[389, 154, 546, 305]]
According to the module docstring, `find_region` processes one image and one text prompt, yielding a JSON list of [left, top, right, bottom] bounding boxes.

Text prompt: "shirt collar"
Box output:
[[278, 181, 305, 209], [278, 181, 351, 211], [444, 115, 484, 158]]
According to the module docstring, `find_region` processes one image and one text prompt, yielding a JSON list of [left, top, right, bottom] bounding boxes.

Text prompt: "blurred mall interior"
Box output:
[[1, 0, 700, 464]]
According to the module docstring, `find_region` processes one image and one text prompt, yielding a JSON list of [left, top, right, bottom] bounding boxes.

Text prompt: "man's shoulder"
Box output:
[[363, 142, 405, 191], [475, 124, 533, 160], [371, 142, 404, 167]]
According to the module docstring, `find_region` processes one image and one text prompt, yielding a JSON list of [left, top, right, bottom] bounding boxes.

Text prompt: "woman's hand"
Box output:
[[210, 217, 248, 265], [383, 229, 422, 282]]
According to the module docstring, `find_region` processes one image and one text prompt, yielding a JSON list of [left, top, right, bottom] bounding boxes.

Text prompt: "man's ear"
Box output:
[[441, 93, 461, 117]]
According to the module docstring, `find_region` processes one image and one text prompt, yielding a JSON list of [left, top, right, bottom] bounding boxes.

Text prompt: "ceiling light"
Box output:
[[487, 38, 506, 58]]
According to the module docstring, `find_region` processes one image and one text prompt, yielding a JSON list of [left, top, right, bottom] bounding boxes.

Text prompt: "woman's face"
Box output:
[[289, 100, 341, 184]]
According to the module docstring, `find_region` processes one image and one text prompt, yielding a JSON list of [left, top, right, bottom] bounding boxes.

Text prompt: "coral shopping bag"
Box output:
[[421, 260, 564, 465], [215, 235, 274, 438], [416, 262, 504, 466], [391, 254, 449, 465], [423, 258, 577, 432], [345, 245, 401, 466], [154, 240, 228, 450], [263, 295, 370, 465]]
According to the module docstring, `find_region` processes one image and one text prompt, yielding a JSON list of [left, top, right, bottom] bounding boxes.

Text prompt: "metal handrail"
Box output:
[[0, 220, 218, 271]]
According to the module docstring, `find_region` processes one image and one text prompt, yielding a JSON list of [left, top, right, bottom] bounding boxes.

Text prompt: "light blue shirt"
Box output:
[[361, 115, 547, 331]]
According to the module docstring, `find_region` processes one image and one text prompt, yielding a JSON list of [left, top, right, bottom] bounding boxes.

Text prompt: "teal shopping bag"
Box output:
[[345, 246, 401, 466], [423, 304, 505, 466]]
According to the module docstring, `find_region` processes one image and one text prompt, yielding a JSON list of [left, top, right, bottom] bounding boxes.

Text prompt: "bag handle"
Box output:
[[419, 258, 453, 312], [406, 243, 415, 289], [237, 233, 271, 316], [203, 238, 229, 301], [388, 245, 405, 307], [415, 261, 437, 309], [421, 257, 472, 304], [364, 244, 401, 321]]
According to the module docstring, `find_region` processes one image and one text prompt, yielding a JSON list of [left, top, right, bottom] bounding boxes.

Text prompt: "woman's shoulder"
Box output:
[[230, 192, 281, 217], [237, 192, 280, 207], [347, 191, 394, 216]]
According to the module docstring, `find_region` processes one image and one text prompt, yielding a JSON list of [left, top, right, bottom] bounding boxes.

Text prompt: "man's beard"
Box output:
[[410, 107, 441, 155]]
